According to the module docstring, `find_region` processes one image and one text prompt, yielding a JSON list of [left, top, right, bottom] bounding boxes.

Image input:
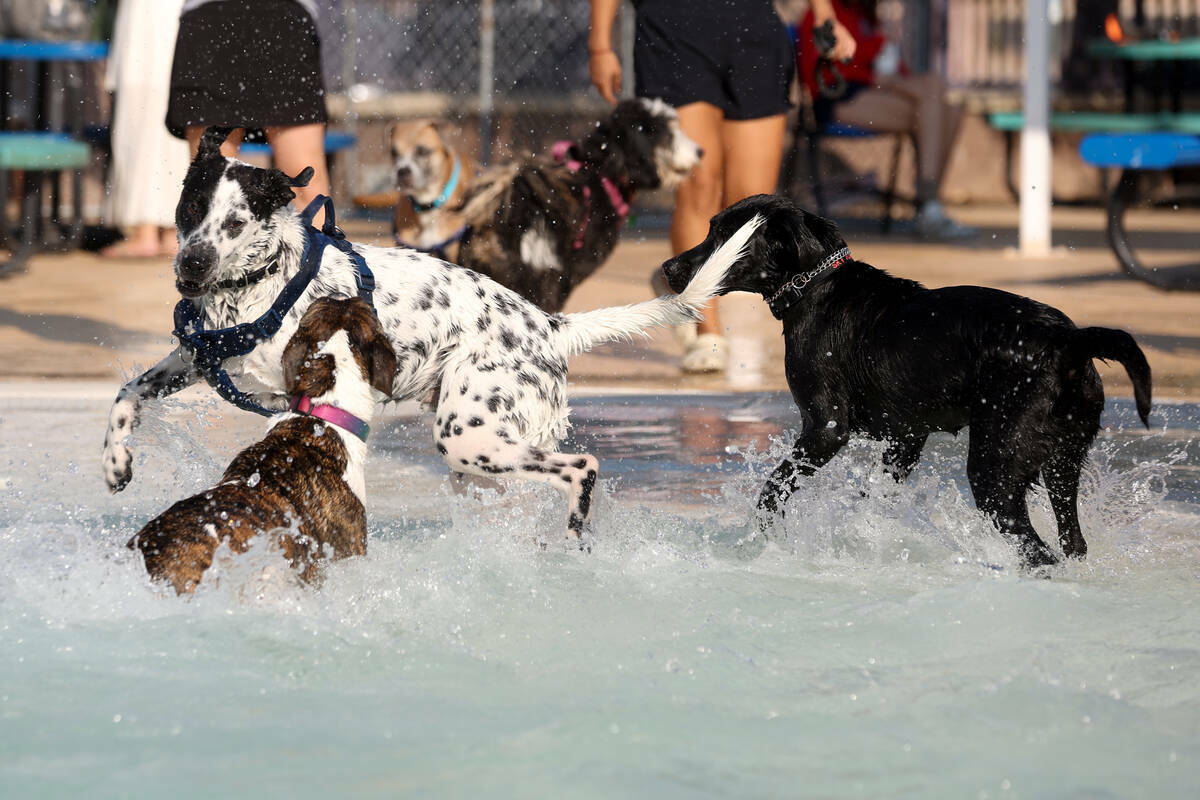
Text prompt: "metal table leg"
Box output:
[[1106, 169, 1200, 290]]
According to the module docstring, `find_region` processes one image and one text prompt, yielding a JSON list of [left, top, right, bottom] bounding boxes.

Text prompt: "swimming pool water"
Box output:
[[1, 390, 1197, 797]]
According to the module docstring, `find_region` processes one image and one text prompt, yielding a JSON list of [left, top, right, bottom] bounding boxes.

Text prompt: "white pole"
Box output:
[[479, 0, 496, 166], [1019, 0, 1052, 256]]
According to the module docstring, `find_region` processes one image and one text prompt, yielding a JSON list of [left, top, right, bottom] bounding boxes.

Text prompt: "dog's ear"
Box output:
[[344, 297, 397, 395], [367, 333, 398, 395], [282, 331, 337, 398], [287, 166, 315, 188], [198, 126, 234, 159], [241, 167, 303, 219], [769, 204, 846, 270], [281, 327, 314, 392]]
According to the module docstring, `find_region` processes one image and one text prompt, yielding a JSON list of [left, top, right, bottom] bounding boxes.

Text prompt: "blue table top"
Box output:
[[0, 40, 109, 61]]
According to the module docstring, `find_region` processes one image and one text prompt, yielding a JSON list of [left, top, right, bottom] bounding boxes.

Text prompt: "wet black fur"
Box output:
[[458, 99, 676, 312], [663, 195, 1153, 568]]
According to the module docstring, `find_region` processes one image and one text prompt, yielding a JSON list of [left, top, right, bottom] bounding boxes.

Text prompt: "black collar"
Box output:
[[214, 261, 280, 291], [765, 246, 852, 319]]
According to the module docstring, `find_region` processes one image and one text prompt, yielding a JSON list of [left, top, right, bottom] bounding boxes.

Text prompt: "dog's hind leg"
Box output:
[[435, 422, 599, 548], [966, 421, 1058, 569], [882, 434, 928, 483], [1042, 373, 1104, 559], [1042, 444, 1089, 559], [103, 348, 200, 492]]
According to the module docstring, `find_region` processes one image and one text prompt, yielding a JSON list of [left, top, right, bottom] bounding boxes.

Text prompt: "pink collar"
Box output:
[[552, 140, 631, 249], [289, 396, 370, 442]]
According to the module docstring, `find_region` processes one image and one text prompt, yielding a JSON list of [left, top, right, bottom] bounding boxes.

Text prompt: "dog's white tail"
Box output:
[[555, 214, 763, 356]]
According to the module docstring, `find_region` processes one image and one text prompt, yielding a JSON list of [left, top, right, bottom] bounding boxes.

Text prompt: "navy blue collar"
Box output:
[[173, 195, 376, 416], [410, 156, 461, 213]]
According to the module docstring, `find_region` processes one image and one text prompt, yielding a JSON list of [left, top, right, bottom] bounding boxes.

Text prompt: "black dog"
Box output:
[[458, 98, 701, 312], [662, 195, 1152, 568]]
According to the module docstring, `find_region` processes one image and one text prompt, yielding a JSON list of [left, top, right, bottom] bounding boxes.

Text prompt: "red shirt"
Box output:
[[798, 3, 889, 100]]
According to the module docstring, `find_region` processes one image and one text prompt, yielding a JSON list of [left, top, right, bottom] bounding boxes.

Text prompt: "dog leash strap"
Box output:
[[290, 396, 370, 441]]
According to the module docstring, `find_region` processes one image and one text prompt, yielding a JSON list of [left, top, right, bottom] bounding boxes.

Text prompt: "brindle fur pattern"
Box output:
[[128, 297, 395, 594]]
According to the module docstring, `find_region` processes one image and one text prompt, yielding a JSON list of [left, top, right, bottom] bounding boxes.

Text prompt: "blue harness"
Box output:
[[172, 195, 376, 417]]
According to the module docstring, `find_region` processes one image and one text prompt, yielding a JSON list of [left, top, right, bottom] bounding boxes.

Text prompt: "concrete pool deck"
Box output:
[[1, 203, 1198, 398]]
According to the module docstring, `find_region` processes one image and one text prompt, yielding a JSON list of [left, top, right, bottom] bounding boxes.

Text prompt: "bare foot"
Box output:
[[99, 239, 161, 259], [160, 230, 179, 258]]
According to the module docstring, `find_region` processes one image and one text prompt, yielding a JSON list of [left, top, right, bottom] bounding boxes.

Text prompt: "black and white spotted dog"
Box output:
[[456, 98, 702, 312], [102, 127, 760, 544]]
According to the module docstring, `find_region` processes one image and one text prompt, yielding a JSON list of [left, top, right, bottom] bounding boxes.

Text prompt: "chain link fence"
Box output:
[[315, 0, 626, 197]]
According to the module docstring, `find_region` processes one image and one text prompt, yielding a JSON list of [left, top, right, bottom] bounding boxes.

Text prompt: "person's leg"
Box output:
[[831, 84, 925, 187], [185, 125, 244, 159], [100, 223, 162, 258], [721, 113, 787, 205], [670, 102, 726, 336], [265, 123, 331, 220], [833, 77, 972, 238]]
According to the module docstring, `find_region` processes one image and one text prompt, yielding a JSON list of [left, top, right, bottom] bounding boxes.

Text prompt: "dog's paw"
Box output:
[[1019, 541, 1060, 571], [565, 527, 593, 554]]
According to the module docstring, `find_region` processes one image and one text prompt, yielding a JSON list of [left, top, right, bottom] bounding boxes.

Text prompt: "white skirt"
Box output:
[[104, 0, 190, 228]]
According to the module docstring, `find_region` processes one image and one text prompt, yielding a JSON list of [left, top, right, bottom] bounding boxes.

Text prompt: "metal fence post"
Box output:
[[1019, 0, 1052, 256], [342, 0, 359, 199], [619, 0, 635, 99], [479, 0, 496, 166]]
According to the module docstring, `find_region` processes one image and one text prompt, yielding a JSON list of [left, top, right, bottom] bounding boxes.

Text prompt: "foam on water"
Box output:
[[1, 392, 1198, 797]]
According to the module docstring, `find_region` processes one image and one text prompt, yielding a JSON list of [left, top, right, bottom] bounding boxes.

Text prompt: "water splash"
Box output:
[[1, 392, 1197, 795]]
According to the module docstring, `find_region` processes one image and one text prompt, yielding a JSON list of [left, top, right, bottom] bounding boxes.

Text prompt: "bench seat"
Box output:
[[1079, 132, 1200, 169], [238, 131, 356, 158], [0, 132, 90, 170], [1078, 132, 1200, 290]]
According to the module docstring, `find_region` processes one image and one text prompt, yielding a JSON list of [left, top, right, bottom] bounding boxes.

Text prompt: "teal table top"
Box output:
[[1088, 37, 1200, 60]]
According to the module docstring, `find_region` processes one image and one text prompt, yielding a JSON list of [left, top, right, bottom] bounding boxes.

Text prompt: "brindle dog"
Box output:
[[128, 297, 397, 594]]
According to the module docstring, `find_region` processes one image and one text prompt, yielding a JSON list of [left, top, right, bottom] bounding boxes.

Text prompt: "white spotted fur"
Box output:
[[102, 155, 759, 539]]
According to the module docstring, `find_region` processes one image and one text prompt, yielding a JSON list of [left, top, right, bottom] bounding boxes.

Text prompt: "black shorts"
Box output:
[[166, 0, 326, 140], [633, 0, 794, 121]]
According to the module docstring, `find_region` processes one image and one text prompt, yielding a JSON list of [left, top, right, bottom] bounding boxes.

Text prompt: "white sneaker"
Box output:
[[681, 333, 728, 374]]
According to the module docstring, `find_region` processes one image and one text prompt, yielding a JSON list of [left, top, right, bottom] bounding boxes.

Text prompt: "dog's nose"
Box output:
[[176, 243, 216, 282], [396, 164, 413, 180], [696, 147, 705, 159]]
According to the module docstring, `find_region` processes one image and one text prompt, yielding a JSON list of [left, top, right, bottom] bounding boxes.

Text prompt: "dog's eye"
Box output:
[[223, 217, 246, 237], [414, 145, 431, 158]]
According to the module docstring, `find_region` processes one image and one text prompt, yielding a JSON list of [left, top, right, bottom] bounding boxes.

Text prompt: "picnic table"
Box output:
[[1087, 37, 1200, 112], [0, 40, 107, 277], [1079, 37, 1200, 290]]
